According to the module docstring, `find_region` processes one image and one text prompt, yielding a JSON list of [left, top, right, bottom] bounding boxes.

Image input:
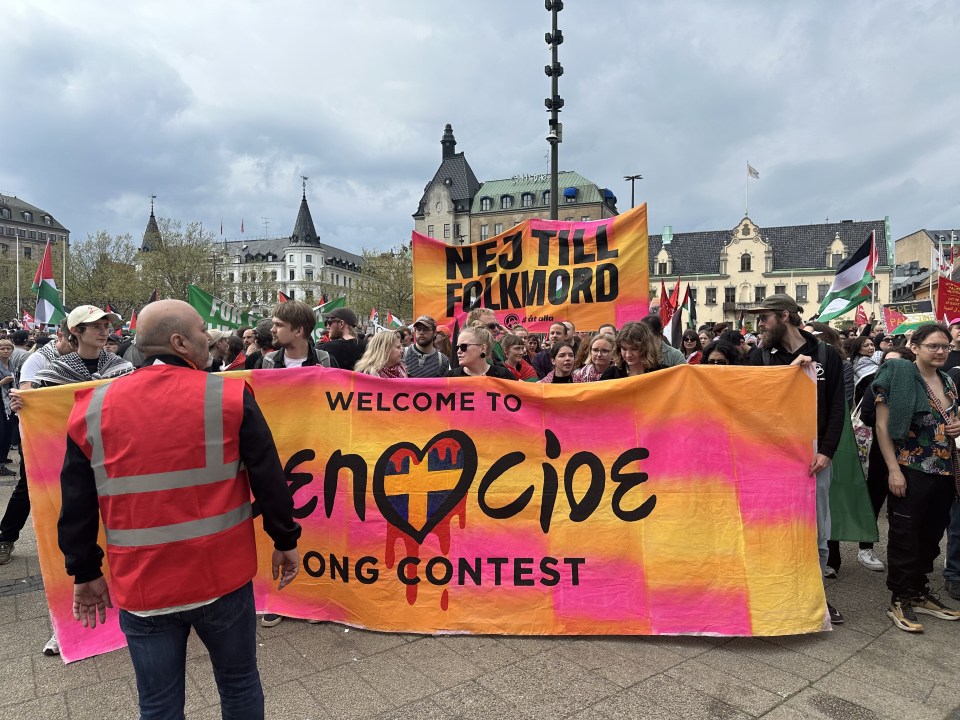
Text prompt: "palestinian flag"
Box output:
[[129, 309, 138, 334], [145, 289, 159, 305], [369, 307, 379, 326], [32, 240, 66, 325], [385, 311, 403, 329], [683, 284, 697, 329], [278, 290, 290, 303], [816, 231, 877, 322], [737, 309, 746, 335]]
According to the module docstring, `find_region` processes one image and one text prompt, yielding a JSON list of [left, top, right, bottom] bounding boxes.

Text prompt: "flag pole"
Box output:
[[15, 234, 20, 320], [62, 237, 67, 307], [744, 164, 749, 216]]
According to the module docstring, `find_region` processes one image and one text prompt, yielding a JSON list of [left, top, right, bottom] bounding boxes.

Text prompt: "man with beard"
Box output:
[[403, 316, 450, 378], [748, 294, 845, 625], [319, 307, 365, 370]]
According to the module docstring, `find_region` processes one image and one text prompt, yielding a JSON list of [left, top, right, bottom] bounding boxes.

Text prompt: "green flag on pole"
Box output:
[[187, 285, 260, 330]]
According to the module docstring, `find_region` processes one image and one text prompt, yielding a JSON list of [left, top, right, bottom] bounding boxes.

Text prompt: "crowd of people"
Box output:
[[0, 292, 958, 715]]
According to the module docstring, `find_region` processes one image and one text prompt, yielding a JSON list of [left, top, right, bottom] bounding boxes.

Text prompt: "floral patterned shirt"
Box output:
[[875, 375, 957, 476]]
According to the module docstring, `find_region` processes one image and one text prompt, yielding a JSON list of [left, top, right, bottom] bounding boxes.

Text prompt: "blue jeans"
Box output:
[[945, 499, 960, 582], [119, 581, 264, 720]]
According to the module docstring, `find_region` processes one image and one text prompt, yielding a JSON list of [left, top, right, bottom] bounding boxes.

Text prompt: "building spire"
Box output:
[[441, 124, 456, 160], [290, 185, 319, 246], [141, 195, 162, 252]]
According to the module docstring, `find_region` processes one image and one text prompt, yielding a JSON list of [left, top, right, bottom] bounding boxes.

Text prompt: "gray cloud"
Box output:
[[1, 0, 957, 258]]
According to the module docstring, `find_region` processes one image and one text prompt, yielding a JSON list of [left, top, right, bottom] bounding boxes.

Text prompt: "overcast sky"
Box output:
[[2, 0, 957, 254]]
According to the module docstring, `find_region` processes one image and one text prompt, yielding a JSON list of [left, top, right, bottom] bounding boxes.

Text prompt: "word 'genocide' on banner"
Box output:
[[412, 203, 650, 332], [21, 364, 827, 663]]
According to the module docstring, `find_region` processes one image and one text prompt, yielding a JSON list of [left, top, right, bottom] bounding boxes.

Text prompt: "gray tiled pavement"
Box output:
[[3, 473, 960, 719]]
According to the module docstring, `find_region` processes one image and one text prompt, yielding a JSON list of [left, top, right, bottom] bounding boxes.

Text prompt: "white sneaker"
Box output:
[[857, 548, 885, 571], [43, 633, 60, 656]]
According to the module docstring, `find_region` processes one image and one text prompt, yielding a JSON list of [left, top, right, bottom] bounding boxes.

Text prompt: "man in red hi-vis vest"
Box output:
[[57, 299, 301, 720]]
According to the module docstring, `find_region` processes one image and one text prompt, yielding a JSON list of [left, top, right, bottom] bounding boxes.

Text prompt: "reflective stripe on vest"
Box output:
[[85, 373, 247, 547]]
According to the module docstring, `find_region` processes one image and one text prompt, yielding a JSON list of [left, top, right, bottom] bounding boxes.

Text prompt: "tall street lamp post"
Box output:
[[545, 1, 564, 221], [624, 174, 643, 209]]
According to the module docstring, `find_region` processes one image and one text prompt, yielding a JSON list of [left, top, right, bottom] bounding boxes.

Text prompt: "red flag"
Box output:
[[129, 309, 138, 333], [22, 310, 35, 329], [278, 290, 290, 303], [104, 302, 114, 313], [855, 304, 868, 326], [369, 307, 379, 325], [658, 281, 671, 328], [738, 309, 746, 335], [668, 278, 681, 312], [146, 289, 159, 305]]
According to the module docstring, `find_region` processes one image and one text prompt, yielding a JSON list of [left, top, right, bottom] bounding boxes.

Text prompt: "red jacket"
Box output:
[[66, 364, 257, 611]]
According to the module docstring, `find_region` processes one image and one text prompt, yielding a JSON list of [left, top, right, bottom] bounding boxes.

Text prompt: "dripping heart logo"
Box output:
[[373, 430, 477, 544]]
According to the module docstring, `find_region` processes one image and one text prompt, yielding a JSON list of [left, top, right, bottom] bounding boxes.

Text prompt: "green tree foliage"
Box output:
[[351, 245, 413, 325], [139, 218, 215, 302], [65, 231, 145, 320]]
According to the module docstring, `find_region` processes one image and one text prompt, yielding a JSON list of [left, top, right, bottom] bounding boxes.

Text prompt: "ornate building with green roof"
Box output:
[[413, 125, 618, 245]]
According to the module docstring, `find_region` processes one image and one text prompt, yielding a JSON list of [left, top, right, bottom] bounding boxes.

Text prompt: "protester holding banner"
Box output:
[[573, 333, 617, 382], [539, 342, 576, 384], [57, 299, 301, 718], [355, 331, 409, 379], [873, 324, 960, 632], [447, 325, 515, 380], [748, 294, 846, 625]]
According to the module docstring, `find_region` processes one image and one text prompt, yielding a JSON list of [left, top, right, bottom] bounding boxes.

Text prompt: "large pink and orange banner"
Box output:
[[21, 364, 825, 663], [412, 203, 650, 332]]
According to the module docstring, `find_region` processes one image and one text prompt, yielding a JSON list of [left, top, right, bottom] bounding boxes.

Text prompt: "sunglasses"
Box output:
[[457, 343, 481, 353], [486, 323, 499, 330], [324, 319, 341, 327], [705, 359, 729, 365], [682, 337, 697, 342]]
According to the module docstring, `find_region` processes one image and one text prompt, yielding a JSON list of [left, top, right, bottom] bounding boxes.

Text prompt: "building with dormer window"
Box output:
[[0, 194, 69, 261], [413, 124, 618, 245], [649, 216, 892, 328]]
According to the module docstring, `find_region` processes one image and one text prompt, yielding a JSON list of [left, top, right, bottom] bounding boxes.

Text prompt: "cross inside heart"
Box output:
[[373, 430, 478, 544]]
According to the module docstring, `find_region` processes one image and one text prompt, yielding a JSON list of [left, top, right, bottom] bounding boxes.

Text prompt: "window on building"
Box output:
[[454, 223, 461, 238], [0, 209, 9, 219], [774, 284, 786, 295], [288, 255, 294, 262], [494, 223, 503, 235], [306, 270, 314, 281], [4, 228, 12, 236], [28, 231, 36, 239], [657, 262, 667, 275], [724, 287, 736, 304], [228, 272, 235, 283], [565, 194, 576, 204], [542, 191, 550, 205], [706, 287, 717, 305], [832, 252, 843, 268], [755, 285, 766, 303], [427, 225, 434, 238], [242, 291, 249, 303], [22, 211, 32, 222], [521, 193, 534, 208], [689, 288, 697, 302], [288, 290, 295, 300], [289, 269, 295, 281], [305, 254, 312, 263], [480, 197, 492, 211], [480, 224, 489, 241], [272, 271, 278, 281], [444, 224, 450, 239], [23, 247, 31, 259], [796, 284, 808, 302], [581, 216, 591, 222], [17, 229, 25, 237], [39, 232, 45, 240], [500, 195, 514, 210], [740, 253, 751, 272], [818, 283, 830, 302], [43, 215, 52, 225]]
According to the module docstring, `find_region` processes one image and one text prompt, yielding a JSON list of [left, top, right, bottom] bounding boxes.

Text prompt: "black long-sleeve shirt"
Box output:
[[59, 359, 301, 583], [748, 330, 845, 459]]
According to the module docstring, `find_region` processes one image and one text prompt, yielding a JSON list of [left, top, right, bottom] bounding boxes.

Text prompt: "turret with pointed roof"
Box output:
[[290, 178, 319, 246], [140, 195, 162, 252]]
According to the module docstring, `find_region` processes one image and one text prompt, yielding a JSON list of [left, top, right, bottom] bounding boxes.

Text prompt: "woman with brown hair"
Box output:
[[603, 322, 664, 379]]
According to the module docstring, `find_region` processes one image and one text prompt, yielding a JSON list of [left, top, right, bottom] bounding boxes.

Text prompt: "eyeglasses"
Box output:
[[756, 312, 776, 322], [705, 359, 730, 365], [456, 343, 481, 353], [682, 337, 697, 343], [324, 319, 341, 327], [591, 348, 611, 355], [919, 343, 950, 352]]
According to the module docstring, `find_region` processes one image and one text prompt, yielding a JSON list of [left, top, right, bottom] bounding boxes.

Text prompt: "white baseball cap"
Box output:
[[67, 305, 121, 330]]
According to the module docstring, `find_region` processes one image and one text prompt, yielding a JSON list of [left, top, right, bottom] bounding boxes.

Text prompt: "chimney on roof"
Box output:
[[441, 124, 456, 160], [662, 226, 672, 246]]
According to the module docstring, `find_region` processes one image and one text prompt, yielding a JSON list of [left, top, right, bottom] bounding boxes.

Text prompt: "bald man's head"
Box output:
[[137, 299, 210, 368]]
